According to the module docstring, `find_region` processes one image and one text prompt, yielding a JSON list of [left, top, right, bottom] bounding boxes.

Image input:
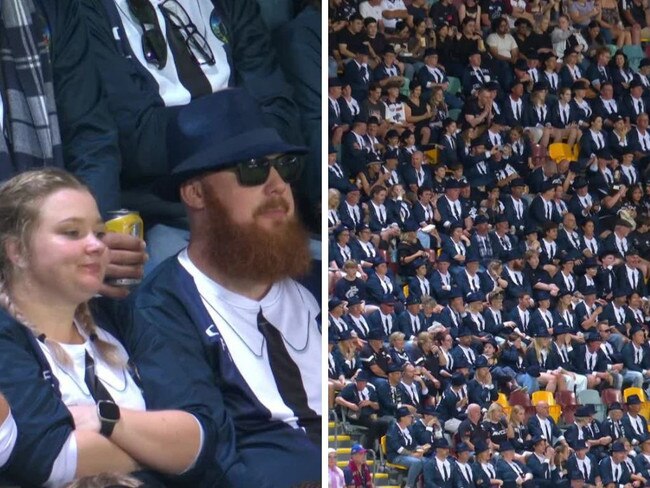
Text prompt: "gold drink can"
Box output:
[[105, 209, 143, 286]]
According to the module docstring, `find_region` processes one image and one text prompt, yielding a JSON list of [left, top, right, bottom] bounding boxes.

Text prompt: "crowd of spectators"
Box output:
[[328, 0, 650, 486]]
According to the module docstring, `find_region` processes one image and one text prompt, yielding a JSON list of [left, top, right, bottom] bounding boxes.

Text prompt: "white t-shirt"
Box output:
[[380, 0, 407, 29], [359, 1, 384, 20], [38, 325, 147, 487], [0, 410, 16, 468], [486, 33, 518, 60]]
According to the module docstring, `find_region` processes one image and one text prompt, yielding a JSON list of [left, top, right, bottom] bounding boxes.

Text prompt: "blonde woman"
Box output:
[[524, 331, 566, 392], [327, 188, 342, 233], [0, 170, 204, 486], [509, 405, 532, 457], [481, 403, 513, 450]]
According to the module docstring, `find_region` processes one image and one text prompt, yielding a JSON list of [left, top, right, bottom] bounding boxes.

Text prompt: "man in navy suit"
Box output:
[[622, 394, 649, 446], [502, 178, 529, 236], [496, 441, 535, 488], [376, 363, 406, 417], [396, 295, 427, 341], [526, 435, 559, 487], [438, 178, 468, 233], [385, 407, 427, 488], [598, 441, 633, 487], [436, 373, 469, 435], [567, 439, 601, 486], [342, 44, 371, 103], [528, 401, 567, 447], [634, 436, 650, 480], [422, 438, 462, 488], [529, 180, 560, 229]]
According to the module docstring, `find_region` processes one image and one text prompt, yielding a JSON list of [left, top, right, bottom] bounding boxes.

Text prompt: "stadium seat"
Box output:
[[380, 435, 409, 472], [446, 77, 461, 95], [601, 389, 622, 406], [497, 393, 511, 417], [531, 391, 555, 406], [577, 389, 605, 421], [555, 391, 577, 425], [622, 44, 645, 71], [425, 148, 439, 164], [623, 387, 647, 402], [403, 284, 409, 298], [548, 143, 577, 163], [448, 108, 462, 121]]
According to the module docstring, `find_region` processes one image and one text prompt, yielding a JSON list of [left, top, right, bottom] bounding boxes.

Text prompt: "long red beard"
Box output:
[[201, 189, 312, 282]]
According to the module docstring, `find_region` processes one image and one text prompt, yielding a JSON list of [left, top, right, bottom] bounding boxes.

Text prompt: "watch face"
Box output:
[[99, 401, 120, 421]]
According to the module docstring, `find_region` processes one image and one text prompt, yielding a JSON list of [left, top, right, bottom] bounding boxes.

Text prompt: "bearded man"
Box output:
[[114, 89, 321, 488]]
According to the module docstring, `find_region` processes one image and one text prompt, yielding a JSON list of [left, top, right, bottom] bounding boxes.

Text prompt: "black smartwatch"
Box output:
[[97, 400, 120, 437]]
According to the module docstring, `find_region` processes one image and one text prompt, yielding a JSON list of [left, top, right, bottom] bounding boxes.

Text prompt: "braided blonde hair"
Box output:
[[0, 169, 122, 367]]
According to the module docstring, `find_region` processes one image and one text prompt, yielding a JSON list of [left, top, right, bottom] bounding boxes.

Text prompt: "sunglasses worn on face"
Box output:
[[228, 155, 303, 187]]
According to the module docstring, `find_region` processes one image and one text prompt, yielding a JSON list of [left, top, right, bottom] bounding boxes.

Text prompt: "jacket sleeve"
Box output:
[[51, 0, 121, 216], [124, 293, 272, 487], [0, 321, 74, 486]]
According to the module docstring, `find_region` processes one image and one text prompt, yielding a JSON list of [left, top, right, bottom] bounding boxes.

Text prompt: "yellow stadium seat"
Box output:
[[425, 148, 439, 164], [624, 387, 647, 402], [403, 284, 409, 298], [531, 391, 555, 406], [381, 436, 409, 471], [548, 143, 576, 163]]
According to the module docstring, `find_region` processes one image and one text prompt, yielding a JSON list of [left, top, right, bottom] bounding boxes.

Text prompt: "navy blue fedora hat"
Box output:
[[156, 88, 308, 200]]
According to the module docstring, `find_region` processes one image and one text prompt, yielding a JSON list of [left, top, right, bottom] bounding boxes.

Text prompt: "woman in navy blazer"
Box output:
[[549, 87, 581, 147]]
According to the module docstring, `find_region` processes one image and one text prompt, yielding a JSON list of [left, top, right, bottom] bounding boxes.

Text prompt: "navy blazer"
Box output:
[[598, 456, 631, 486], [423, 457, 463, 488], [466, 379, 498, 410], [526, 454, 555, 487], [385, 420, 418, 461], [502, 195, 529, 235], [430, 271, 457, 306], [365, 272, 403, 305], [403, 165, 434, 192], [616, 265, 647, 296], [376, 381, 405, 417], [549, 101, 579, 128], [495, 458, 532, 488], [528, 195, 560, 229], [620, 93, 650, 121], [396, 310, 427, 340], [527, 415, 563, 445], [436, 386, 468, 424], [566, 454, 599, 485], [342, 60, 371, 102], [438, 196, 467, 231], [621, 413, 649, 445]]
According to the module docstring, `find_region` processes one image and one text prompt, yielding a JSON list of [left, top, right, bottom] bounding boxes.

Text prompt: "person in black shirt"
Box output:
[[482, 403, 512, 450], [457, 403, 490, 450]]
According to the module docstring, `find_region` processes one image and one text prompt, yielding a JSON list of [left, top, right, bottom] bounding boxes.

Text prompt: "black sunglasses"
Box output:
[[127, 0, 168, 69], [160, 0, 216, 66], [228, 155, 303, 187]]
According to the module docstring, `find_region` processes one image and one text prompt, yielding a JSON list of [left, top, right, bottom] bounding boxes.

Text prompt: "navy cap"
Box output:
[[329, 297, 343, 309], [583, 257, 598, 268], [608, 402, 622, 412], [524, 225, 539, 236], [574, 439, 588, 450], [511, 177, 526, 188], [367, 328, 386, 340], [531, 434, 546, 445], [541, 179, 556, 193], [455, 442, 471, 453], [553, 323, 571, 336], [533, 81, 549, 92], [339, 329, 353, 340], [437, 253, 451, 263], [406, 294, 422, 306], [631, 325, 645, 336], [329, 77, 343, 88], [356, 370, 371, 381], [499, 441, 515, 452], [454, 354, 470, 370], [387, 363, 402, 373], [457, 326, 473, 338], [396, 406, 413, 420], [334, 225, 351, 238], [474, 214, 489, 225], [585, 332, 602, 344], [373, 256, 387, 268], [575, 405, 592, 417], [559, 254, 576, 265], [582, 285, 597, 295], [449, 222, 463, 232], [448, 288, 464, 300], [466, 251, 480, 264], [614, 288, 629, 298], [347, 296, 362, 307], [157, 88, 308, 201], [640, 58, 650, 69], [536, 290, 551, 301], [495, 214, 509, 224], [514, 59, 528, 72], [596, 148, 612, 160], [451, 372, 467, 386], [573, 177, 588, 190], [611, 441, 627, 452], [413, 257, 428, 269], [475, 440, 490, 454], [435, 438, 451, 449], [422, 405, 438, 416], [466, 291, 485, 303], [627, 394, 642, 405]]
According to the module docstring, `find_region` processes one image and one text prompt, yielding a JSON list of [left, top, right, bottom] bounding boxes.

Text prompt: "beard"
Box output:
[[201, 188, 312, 283]]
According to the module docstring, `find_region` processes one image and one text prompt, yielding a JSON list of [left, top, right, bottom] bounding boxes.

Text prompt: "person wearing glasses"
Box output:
[[78, 0, 305, 271], [115, 88, 321, 487]]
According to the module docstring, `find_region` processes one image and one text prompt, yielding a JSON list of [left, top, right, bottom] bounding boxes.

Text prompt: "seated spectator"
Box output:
[[0, 169, 204, 486], [329, 448, 347, 488], [343, 444, 375, 488], [385, 407, 427, 488]]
